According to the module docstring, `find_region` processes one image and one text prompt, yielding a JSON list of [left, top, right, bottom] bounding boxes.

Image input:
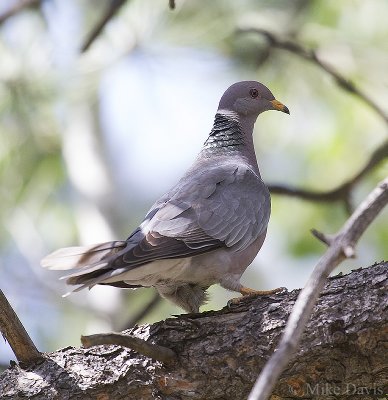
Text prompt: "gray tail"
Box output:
[[41, 241, 127, 289]]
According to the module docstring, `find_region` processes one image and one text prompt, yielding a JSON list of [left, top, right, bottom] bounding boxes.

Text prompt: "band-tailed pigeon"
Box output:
[[41, 81, 289, 313]]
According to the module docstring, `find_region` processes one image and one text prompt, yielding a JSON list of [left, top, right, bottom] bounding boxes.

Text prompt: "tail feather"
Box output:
[[41, 241, 126, 270], [41, 240, 142, 295], [59, 262, 109, 281], [63, 266, 131, 292], [65, 268, 117, 288]]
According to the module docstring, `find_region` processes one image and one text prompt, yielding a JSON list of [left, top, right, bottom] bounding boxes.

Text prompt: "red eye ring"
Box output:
[[249, 88, 259, 98]]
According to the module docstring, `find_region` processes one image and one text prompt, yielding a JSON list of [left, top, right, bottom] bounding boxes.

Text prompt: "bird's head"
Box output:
[[218, 81, 289, 117]]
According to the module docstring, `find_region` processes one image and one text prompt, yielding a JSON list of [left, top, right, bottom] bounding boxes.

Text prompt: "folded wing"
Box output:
[[42, 164, 270, 290]]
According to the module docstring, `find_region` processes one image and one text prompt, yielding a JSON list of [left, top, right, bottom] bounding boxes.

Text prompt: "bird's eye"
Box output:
[[249, 88, 259, 98]]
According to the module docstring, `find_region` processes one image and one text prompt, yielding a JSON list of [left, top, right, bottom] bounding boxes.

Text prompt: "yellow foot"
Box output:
[[240, 286, 285, 296], [228, 286, 287, 308]]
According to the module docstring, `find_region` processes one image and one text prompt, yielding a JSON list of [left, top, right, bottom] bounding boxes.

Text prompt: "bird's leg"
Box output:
[[157, 284, 208, 314], [227, 285, 286, 307]]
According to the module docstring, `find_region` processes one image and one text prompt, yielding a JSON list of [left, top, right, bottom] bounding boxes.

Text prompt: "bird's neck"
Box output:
[[201, 110, 259, 170]]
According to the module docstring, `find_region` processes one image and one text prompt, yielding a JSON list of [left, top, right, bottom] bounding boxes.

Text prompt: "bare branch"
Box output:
[[0, 289, 42, 365], [239, 28, 388, 124], [81, 331, 177, 365], [310, 228, 332, 246], [169, 0, 176, 10], [0, 0, 41, 25], [81, 0, 127, 53], [75, 0, 177, 52], [268, 139, 388, 210], [248, 177, 388, 400]]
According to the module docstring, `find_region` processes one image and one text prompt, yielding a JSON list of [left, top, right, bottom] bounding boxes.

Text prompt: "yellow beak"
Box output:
[[270, 100, 290, 114]]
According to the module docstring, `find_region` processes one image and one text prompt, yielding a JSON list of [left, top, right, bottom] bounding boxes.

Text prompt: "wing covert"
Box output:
[[114, 163, 270, 271]]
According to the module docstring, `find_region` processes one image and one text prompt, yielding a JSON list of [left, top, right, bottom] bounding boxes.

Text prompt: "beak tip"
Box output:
[[270, 99, 290, 115]]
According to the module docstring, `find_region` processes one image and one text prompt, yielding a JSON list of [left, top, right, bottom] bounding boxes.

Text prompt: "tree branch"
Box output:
[[81, 0, 127, 53], [248, 177, 388, 400], [310, 228, 333, 246], [81, 331, 177, 365], [268, 140, 388, 210], [0, 289, 42, 365], [169, 0, 176, 10], [238, 28, 388, 124], [0, 263, 386, 399]]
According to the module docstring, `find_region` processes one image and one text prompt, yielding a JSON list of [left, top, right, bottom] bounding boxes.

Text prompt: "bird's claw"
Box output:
[[227, 286, 288, 309]]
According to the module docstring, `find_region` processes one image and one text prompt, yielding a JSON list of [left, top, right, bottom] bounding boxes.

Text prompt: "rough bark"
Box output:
[[0, 262, 386, 400]]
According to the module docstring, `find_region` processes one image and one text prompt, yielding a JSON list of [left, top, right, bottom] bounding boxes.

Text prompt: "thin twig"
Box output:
[[248, 177, 388, 400], [169, 0, 176, 10], [239, 28, 388, 124], [81, 332, 177, 365], [268, 139, 388, 210], [0, 289, 42, 364], [122, 292, 161, 330], [0, 0, 41, 25], [310, 228, 333, 246], [81, 0, 127, 53]]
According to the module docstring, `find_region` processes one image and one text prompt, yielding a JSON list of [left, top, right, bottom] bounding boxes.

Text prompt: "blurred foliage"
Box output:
[[0, 0, 387, 362]]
